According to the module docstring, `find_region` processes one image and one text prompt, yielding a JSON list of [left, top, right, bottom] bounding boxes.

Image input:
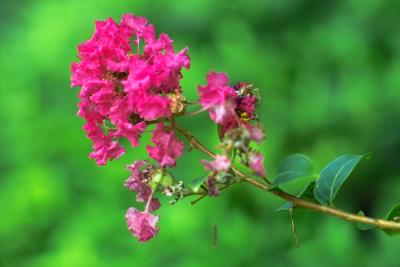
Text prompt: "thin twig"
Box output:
[[191, 195, 207, 205]]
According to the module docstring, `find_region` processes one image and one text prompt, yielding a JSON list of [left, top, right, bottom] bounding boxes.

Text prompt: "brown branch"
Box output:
[[173, 121, 400, 233]]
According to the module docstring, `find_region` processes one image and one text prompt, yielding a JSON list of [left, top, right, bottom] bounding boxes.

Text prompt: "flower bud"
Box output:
[[149, 169, 175, 191]]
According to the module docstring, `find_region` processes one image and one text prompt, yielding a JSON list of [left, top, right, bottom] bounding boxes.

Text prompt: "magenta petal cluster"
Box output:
[[198, 72, 259, 137], [147, 123, 185, 167], [246, 124, 265, 143], [72, 13, 267, 244], [198, 71, 238, 125], [201, 155, 231, 172], [126, 207, 159, 242], [71, 13, 190, 165], [125, 161, 161, 211], [249, 152, 266, 177]]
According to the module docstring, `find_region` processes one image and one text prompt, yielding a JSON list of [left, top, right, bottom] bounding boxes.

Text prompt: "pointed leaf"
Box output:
[[276, 202, 293, 212], [276, 182, 317, 212], [187, 175, 208, 192], [383, 204, 400, 236], [270, 154, 316, 189], [356, 211, 375, 231], [314, 154, 365, 206]]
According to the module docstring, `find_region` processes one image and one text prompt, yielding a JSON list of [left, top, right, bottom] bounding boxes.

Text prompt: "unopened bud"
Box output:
[[149, 169, 175, 191]]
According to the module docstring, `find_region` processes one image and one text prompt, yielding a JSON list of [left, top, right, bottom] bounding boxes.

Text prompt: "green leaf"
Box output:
[[187, 175, 208, 192], [276, 182, 317, 212], [270, 154, 316, 189], [383, 204, 400, 236], [314, 154, 365, 206], [356, 211, 375, 231]]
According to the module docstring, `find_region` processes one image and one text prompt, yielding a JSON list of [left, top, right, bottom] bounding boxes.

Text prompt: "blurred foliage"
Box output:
[[1, 0, 400, 266]]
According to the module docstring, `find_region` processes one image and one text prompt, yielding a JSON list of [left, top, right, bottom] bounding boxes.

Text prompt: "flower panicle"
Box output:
[[71, 13, 266, 242]]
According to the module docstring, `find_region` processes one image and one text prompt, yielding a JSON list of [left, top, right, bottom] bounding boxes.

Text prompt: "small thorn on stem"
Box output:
[[289, 208, 300, 248]]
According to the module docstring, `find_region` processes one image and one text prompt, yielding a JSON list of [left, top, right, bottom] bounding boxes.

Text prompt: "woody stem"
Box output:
[[173, 121, 400, 232]]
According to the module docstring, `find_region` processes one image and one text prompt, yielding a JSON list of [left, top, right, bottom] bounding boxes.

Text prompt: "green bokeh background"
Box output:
[[1, 0, 400, 266]]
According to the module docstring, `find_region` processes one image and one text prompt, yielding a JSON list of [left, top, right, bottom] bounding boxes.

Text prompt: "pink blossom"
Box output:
[[201, 155, 231, 172], [125, 160, 147, 181], [135, 93, 171, 121], [125, 161, 160, 211], [125, 207, 159, 242], [206, 177, 220, 196], [246, 124, 264, 143], [90, 86, 117, 117], [147, 123, 184, 167], [147, 198, 161, 212], [88, 140, 125, 165], [71, 14, 190, 165], [120, 13, 153, 41], [198, 77, 261, 137], [218, 116, 239, 138], [198, 72, 261, 138], [237, 95, 258, 120], [213, 99, 237, 124], [108, 98, 133, 125], [249, 152, 266, 177], [115, 121, 147, 147], [233, 82, 258, 121], [198, 71, 238, 124], [83, 122, 125, 165]]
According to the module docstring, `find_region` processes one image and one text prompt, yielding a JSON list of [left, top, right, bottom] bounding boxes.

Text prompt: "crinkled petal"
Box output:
[[125, 208, 159, 242], [146, 123, 184, 167], [249, 152, 266, 177], [201, 155, 231, 172]]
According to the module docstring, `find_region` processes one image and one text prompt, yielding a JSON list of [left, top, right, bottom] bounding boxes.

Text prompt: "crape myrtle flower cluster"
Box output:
[[71, 14, 189, 166], [71, 13, 265, 242]]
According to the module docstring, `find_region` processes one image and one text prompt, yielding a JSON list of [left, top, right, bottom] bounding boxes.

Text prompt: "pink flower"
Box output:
[[198, 71, 238, 124], [206, 177, 220, 196], [147, 123, 184, 167], [218, 116, 239, 138], [125, 161, 161, 211], [135, 92, 171, 121], [249, 152, 266, 177], [120, 13, 153, 41], [201, 155, 231, 172], [71, 14, 190, 165], [237, 95, 258, 120], [198, 73, 261, 138], [83, 122, 125, 165], [233, 82, 258, 121], [115, 121, 147, 147], [89, 140, 125, 166], [246, 124, 264, 143], [126, 207, 159, 242]]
